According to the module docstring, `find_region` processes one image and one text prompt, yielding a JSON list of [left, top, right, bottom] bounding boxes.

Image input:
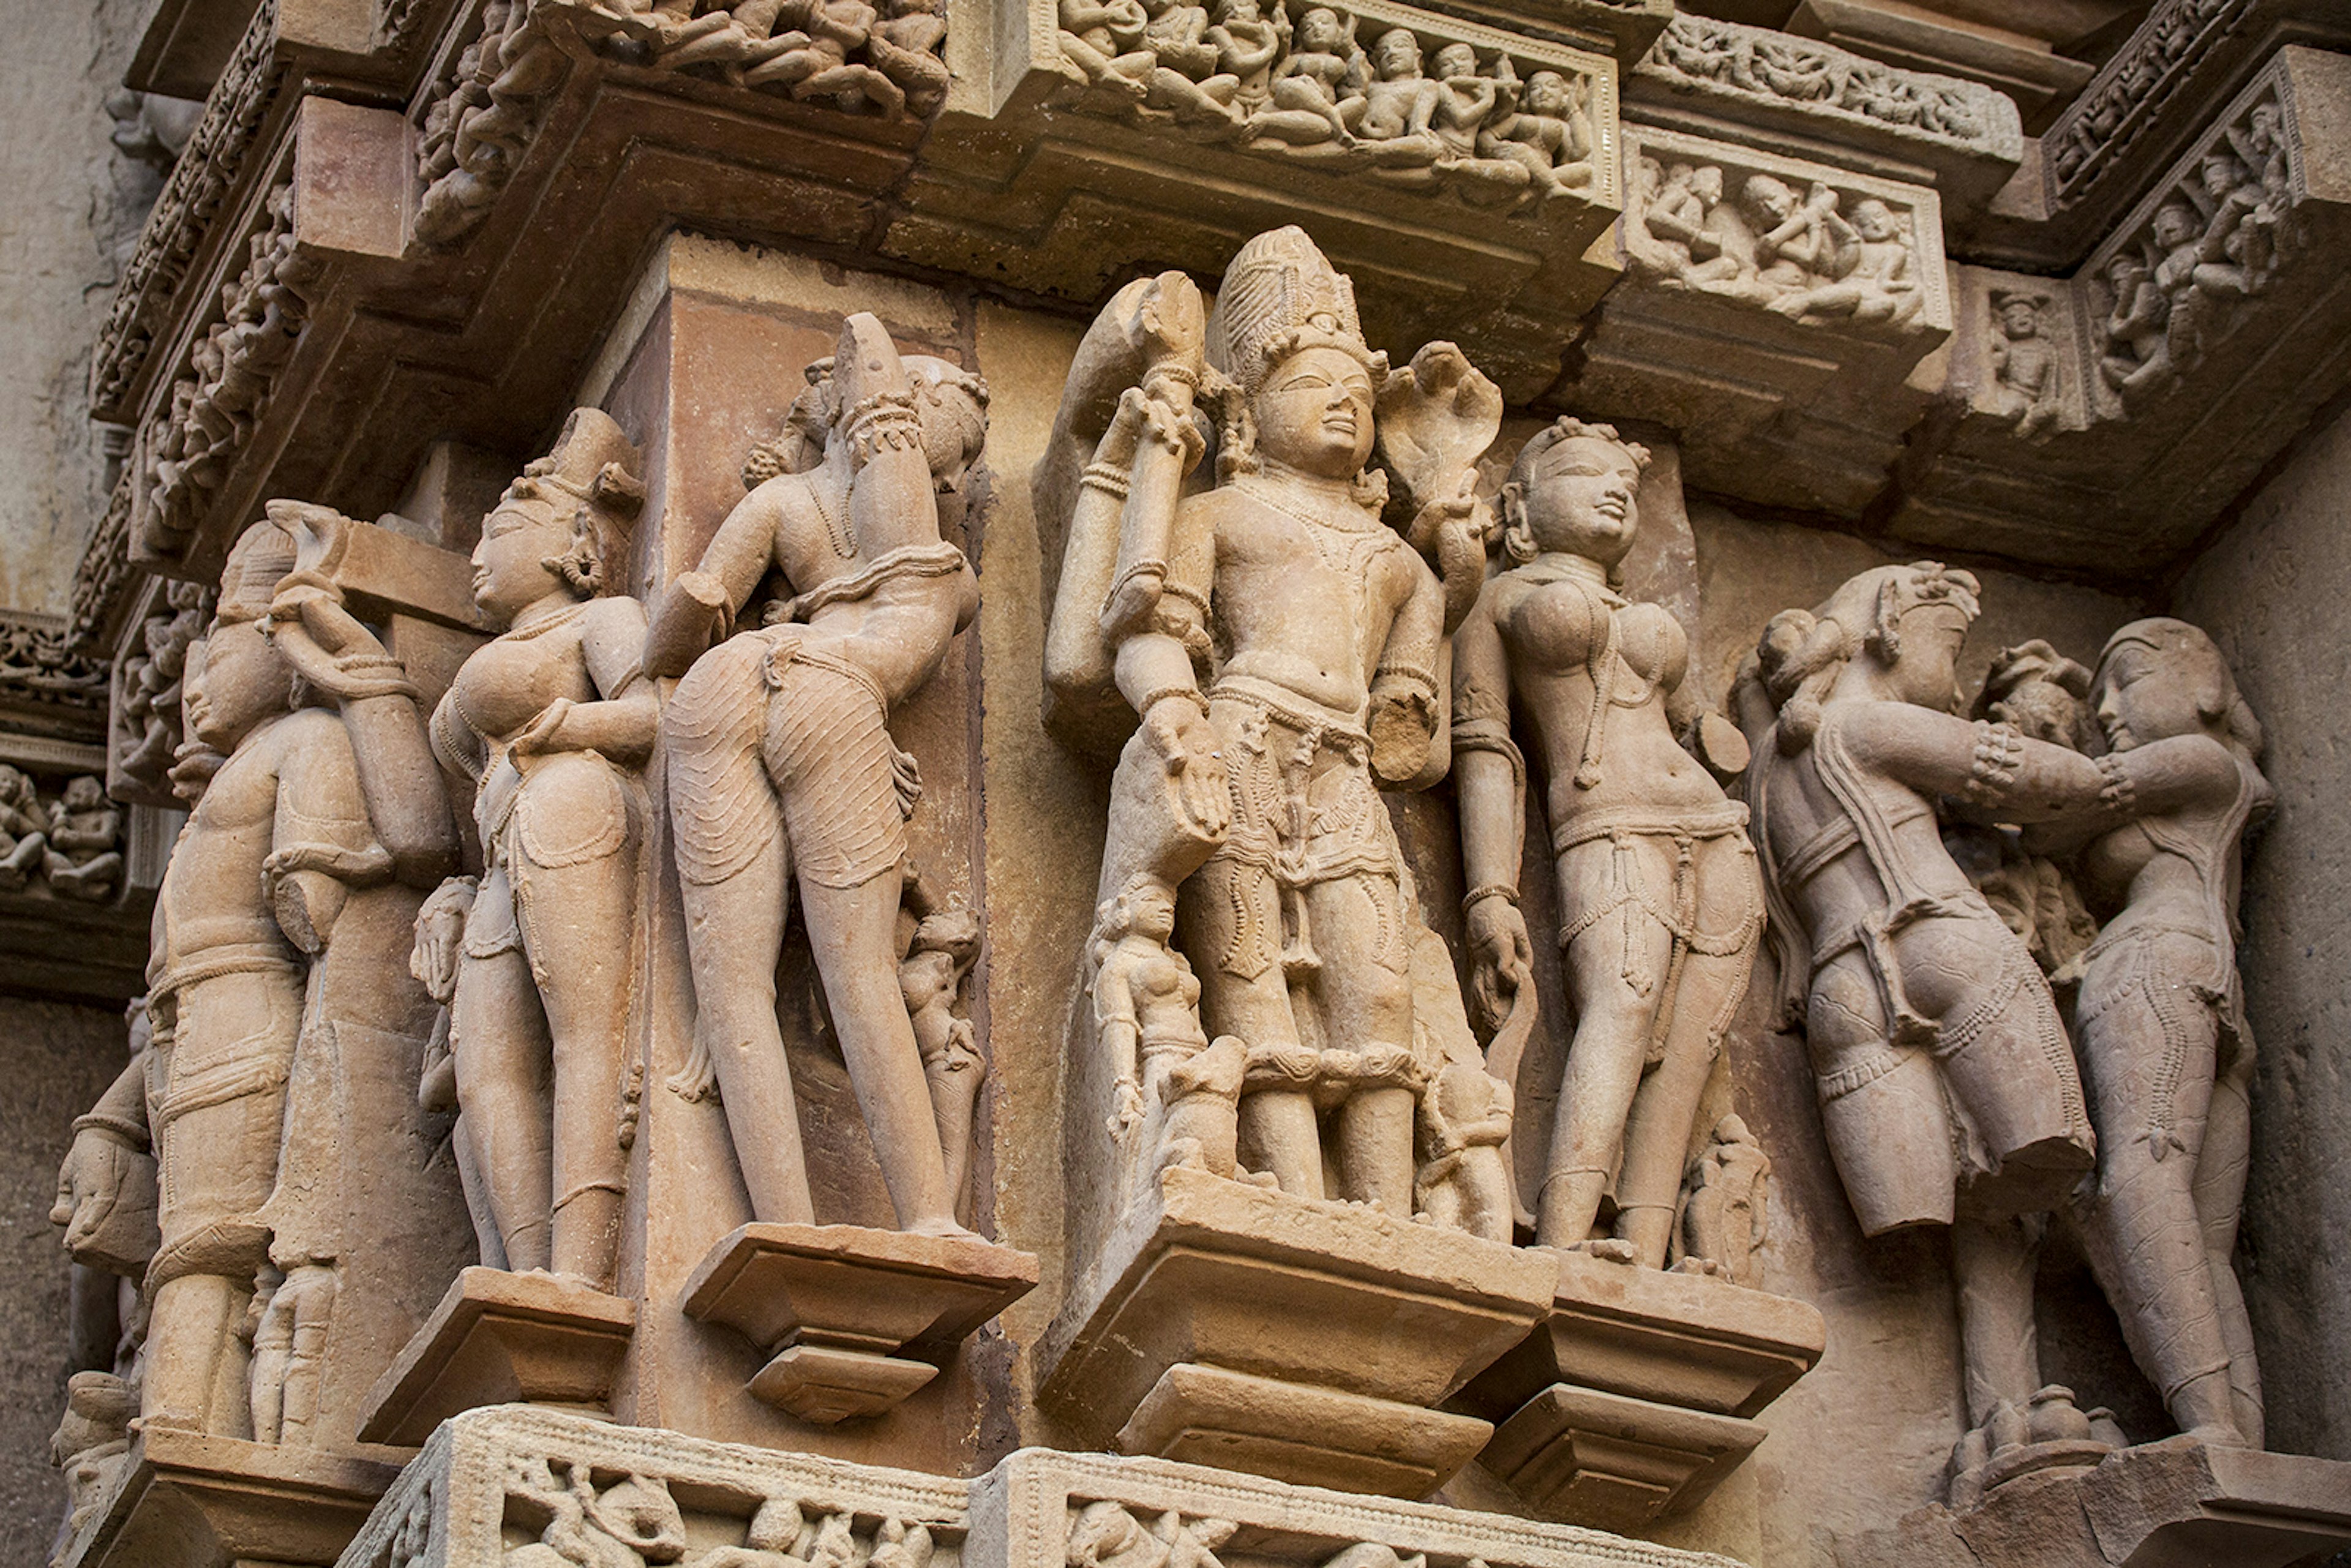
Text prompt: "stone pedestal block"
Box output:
[[1454, 1251, 1826, 1532], [62, 1427, 402, 1568], [1037, 1165, 1556, 1497], [1838, 1434, 2351, 1568], [356, 1267, 637, 1447], [681, 1223, 1038, 1424]]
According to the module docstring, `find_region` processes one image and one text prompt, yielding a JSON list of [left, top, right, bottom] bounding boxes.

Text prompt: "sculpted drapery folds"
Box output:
[[644, 313, 988, 1237], [422, 409, 658, 1289], [1044, 226, 1511, 1234], [1452, 417, 1764, 1262], [51, 512, 457, 1442]]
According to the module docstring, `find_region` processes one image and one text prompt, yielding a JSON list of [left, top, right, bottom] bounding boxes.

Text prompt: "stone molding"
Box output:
[[332, 1408, 1742, 1568], [92, 0, 288, 425]]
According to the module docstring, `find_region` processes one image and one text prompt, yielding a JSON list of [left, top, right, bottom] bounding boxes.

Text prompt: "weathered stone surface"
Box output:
[[357, 1268, 639, 1447], [1836, 1434, 2351, 1567], [61, 1424, 403, 1568], [332, 1406, 1745, 1568]]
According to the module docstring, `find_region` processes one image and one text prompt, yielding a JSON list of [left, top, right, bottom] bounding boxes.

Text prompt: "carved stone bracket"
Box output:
[[1627, 13, 2022, 219], [1037, 1165, 1555, 1498], [903, 0, 1625, 400], [1452, 1253, 1826, 1534], [62, 1425, 405, 1568], [357, 1268, 640, 1448], [1888, 45, 2351, 571], [681, 1223, 1038, 1425], [1838, 1434, 2351, 1568], [1555, 124, 1951, 517]]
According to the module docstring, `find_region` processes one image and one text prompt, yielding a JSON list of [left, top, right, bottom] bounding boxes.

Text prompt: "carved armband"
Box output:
[[1450, 718, 1526, 785], [1136, 683, 1210, 720], [840, 391, 923, 464], [70, 1111, 150, 1152], [2095, 751, 2137, 812], [1960, 720, 2025, 807], [1081, 462, 1133, 500]]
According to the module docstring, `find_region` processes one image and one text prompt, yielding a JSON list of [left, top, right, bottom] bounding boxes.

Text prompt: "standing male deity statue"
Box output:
[[645, 313, 990, 1237], [1044, 225, 1507, 1226], [52, 512, 457, 1439]]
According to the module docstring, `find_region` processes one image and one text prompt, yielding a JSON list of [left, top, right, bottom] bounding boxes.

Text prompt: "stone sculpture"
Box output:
[[1452, 417, 1763, 1260], [42, 778, 125, 902], [111, 582, 209, 803], [423, 408, 657, 1288], [1627, 156, 1924, 328], [2094, 88, 2303, 411], [50, 512, 459, 1439], [1674, 1113, 1771, 1287], [1987, 291, 2061, 440], [645, 315, 988, 1237], [1053, 4, 1600, 216], [1044, 225, 1505, 1223], [1738, 563, 2137, 1487], [0, 765, 51, 890], [2042, 620, 2273, 1449]]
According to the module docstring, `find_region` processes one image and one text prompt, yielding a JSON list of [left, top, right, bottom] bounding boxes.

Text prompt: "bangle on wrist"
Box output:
[[1463, 883, 1519, 912]]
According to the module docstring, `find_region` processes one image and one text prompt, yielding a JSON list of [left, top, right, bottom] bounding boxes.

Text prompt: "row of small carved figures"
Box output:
[[490, 1472, 1427, 1568], [1057, 0, 1595, 206], [0, 769, 123, 904], [2049, 0, 2241, 187], [137, 186, 313, 558], [413, 0, 950, 244], [1626, 156, 1923, 329], [1647, 15, 1991, 143], [2093, 99, 2304, 407]]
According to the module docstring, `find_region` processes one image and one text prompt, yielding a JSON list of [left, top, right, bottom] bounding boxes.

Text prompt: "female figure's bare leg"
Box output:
[[681, 830, 815, 1225], [1185, 855, 1320, 1198], [2077, 974, 2241, 1443], [2199, 1038, 2262, 1444], [1547, 884, 1673, 1250], [1304, 872, 1416, 1212], [520, 844, 640, 1286], [452, 876, 556, 1272], [797, 871, 972, 1236], [1613, 838, 1759, 1267]]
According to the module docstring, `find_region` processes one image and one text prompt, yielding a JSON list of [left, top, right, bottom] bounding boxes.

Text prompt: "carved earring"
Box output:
[[544, 515, 606, 598], [1500, 483, 1537, 566]]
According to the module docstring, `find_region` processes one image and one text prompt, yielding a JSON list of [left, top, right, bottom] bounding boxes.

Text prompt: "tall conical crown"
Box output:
[[214, 517, 299, 625], [1209, 227, 1385, 399]]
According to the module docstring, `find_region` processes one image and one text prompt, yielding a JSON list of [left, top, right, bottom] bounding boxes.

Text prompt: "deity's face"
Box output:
[[1252, 345, 1378, 479], [2250, 103, 2280, 146], [1526, 70, 1570, 116], [2106, 252, 2145, 291], [184, 618, 288, 754], [1852, 200, 1900, 242], [1297, 9, 1341, 50], [1885, 601, 1970, 712], [1997, 298, 2039, 337], [1374, 29, 1419, 78], [2153, 203, 2198, 249], [1433, 44, 1475, 79], [1746, 176, 1796, 224], [2200, 154, 2243, 199], [63, 778, 105, 813], [1220, 0, 1260, 22], [1125, 884, 1178, 941], [2093, 637, 2217, 752], [1692, 165, 1723, 204], [471, 495, 574, 626], [1516, 435, 1640, 566]]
